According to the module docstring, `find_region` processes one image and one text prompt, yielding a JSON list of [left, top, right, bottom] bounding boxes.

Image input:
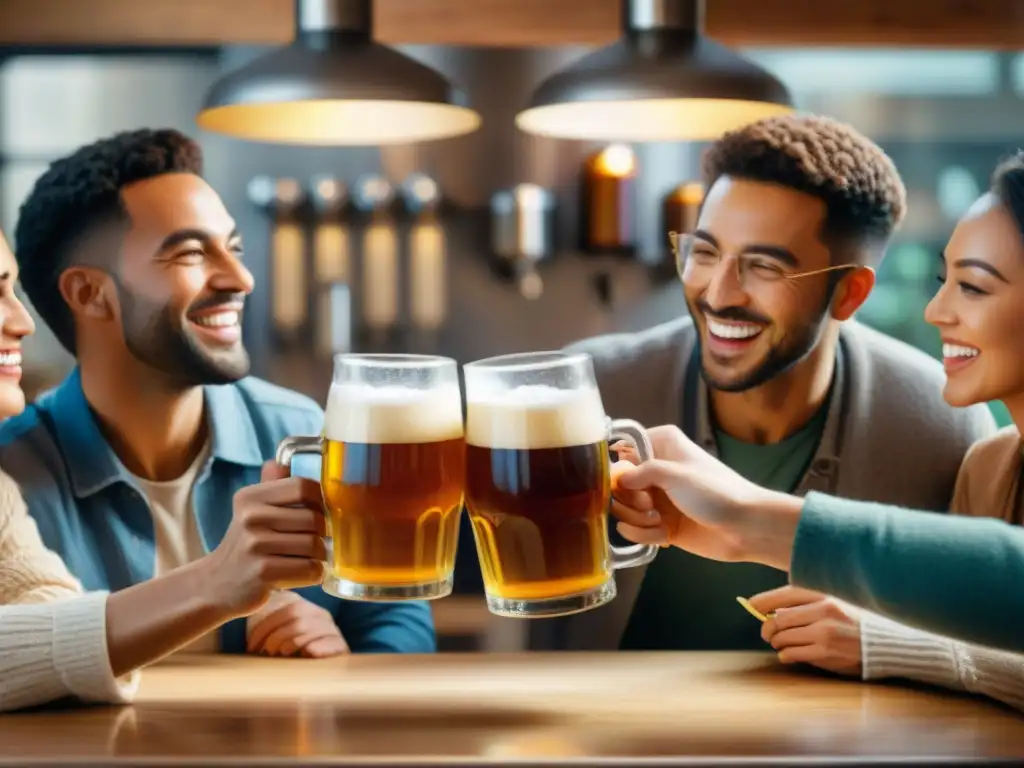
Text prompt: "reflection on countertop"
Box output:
[[3, 652, 1022, 765]]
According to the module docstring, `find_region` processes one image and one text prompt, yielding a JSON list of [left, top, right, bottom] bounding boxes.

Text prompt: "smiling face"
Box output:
[[682, 177, 867, 392], [924, 192, 1024, 408], [0, 232, 35, 417], [111, 172, 254, 387]]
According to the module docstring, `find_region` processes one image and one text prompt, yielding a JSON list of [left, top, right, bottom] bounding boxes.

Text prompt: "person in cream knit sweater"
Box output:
[[0, 469, 139, 710], [0, 230, 331, 712]]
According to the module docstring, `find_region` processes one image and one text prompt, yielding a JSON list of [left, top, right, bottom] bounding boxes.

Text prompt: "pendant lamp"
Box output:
[[196, 0, 481, 145], [515, 0, 794, 142]]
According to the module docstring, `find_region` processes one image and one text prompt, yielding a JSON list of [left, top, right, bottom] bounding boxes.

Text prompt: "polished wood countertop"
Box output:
[[2, 652, 1022, 766]]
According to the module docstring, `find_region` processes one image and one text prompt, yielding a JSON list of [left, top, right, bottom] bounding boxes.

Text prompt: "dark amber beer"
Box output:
[[466, 388, 611, 602], [463, 351, 657, 618], [277, 354, 465, 601]]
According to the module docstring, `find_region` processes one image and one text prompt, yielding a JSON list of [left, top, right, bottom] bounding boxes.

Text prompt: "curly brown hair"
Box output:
[[701, 114, 907, 264], [14, 128, 203, 354]]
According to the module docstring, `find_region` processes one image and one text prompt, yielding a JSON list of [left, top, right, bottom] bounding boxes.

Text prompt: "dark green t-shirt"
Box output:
[[619, 402, 829, 650]]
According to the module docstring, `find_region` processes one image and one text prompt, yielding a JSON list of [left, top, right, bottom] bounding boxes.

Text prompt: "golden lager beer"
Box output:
[[278, 355, 465, 601]]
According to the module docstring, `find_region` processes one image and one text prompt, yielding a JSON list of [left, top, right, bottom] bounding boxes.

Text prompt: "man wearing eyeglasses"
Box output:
[[537, 114, 996, 658]]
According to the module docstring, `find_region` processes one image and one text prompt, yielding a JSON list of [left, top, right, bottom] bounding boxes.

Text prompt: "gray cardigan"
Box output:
[[526, 316, 997, 651]]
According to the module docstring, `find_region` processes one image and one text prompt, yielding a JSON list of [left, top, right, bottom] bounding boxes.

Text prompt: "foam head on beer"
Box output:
[[325, 381, 464, 445], [465, 383, 607, 449]]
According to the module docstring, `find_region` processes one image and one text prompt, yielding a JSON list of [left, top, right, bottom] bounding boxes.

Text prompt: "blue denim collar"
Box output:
[[45, 367, 263, 498]]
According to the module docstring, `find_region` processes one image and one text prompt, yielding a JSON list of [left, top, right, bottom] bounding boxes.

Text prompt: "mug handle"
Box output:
[[606, 418, 658, 570], [275, 436, 332, 574]]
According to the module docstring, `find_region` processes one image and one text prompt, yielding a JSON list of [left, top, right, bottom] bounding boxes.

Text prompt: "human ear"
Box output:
[[830, 266, 875, 321], [58, 266, 116, 322]]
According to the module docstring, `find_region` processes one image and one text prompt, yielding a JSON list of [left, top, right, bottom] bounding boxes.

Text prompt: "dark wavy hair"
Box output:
[[991, 150, 1024, 243], [13, 128, 203, 354]]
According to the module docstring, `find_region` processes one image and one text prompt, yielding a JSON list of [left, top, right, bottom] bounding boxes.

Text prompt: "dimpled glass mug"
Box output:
[[462, 351, 658, 618], [277, 354, 466, 601]]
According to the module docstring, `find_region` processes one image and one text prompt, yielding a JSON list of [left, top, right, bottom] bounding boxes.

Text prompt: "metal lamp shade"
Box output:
[[516, 35, 794, 142], [197, 37, 481, 146]]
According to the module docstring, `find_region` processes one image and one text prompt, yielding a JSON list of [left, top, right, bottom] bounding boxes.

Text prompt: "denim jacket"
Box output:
[[0, 368, 436, 654]]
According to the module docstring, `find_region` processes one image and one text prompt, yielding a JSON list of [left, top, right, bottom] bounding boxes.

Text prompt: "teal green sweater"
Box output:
[[796, 493, 1024, 653]]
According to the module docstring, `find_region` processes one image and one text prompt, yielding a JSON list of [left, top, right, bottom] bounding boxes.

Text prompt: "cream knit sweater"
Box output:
[[859, 428, 1024, 711], [0, 470, 139, 711]]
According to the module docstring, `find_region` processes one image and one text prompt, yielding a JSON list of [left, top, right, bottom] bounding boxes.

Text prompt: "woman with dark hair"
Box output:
[[612, 153, 1024, 711], [926, 149, 1024, 525], [755, 152, 1024, 708]]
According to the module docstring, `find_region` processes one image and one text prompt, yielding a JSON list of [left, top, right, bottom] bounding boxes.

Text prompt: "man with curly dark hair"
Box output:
[[0, 128, 435, 660], [532, 115, 996, 654]]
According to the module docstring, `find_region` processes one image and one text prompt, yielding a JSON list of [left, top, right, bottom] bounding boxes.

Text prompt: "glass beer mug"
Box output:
[[276, 354, 466, 600], [462, 351, 658, 618]]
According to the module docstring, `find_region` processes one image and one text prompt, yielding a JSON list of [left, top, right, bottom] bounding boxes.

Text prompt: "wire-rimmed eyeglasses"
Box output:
[[669, 231, 858, 287]]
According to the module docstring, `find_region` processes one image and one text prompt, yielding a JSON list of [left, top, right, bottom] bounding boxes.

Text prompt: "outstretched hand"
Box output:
[[609, 425, 803, 570]]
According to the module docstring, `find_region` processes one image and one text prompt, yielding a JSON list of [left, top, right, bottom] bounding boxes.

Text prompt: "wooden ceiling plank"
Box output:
[[0, 0, 1020, 49]]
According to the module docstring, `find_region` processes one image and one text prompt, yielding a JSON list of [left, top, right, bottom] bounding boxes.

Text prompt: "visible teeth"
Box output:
[[192, 311, 239, 328], [707, 319, 762, 340], [943, 343, 979, 359], [0, 352, 21, 366]]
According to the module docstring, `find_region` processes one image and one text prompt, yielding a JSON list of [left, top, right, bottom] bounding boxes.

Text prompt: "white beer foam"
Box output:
[[325, 383, 464, 444], [466, 384, 607, 450]]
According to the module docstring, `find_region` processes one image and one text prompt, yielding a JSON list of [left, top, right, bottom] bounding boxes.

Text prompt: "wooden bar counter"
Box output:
[[1, 652, 1022, 766]]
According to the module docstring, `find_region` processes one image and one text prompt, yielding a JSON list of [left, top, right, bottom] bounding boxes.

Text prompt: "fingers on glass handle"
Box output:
[[275, 438, 333, 558], [607, 419, 657, 569], [608, 419, 652, 464]]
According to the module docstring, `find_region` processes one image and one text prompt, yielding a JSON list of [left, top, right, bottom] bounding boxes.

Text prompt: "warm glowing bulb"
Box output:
[[594, 144, 635, 177], [672, 182, 704, 205]]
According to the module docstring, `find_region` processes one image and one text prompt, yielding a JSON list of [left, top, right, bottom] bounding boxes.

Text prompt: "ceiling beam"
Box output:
[[0, 0, 1020, 49]]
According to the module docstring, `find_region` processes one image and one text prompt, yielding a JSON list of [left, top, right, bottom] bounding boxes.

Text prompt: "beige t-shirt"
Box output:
[[131, 442, 218, 653], [130, 446, 307, 654]]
